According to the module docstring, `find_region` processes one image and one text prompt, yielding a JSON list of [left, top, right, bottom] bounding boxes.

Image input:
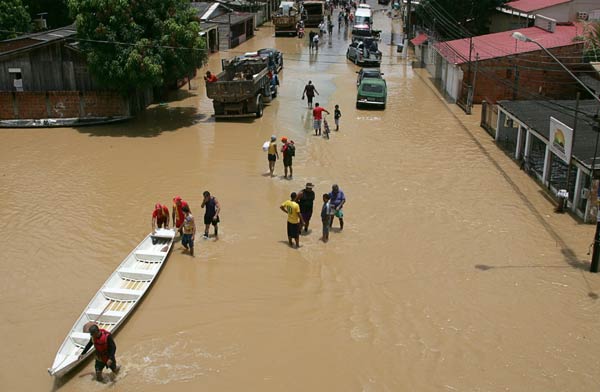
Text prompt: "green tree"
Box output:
[[582, 21, 600, 62], [416, 0, 507, 39], [68, 0, 206, 93], [0, 0, 31, 39]]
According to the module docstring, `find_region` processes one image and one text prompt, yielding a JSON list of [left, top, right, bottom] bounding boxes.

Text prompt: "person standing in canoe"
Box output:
[[151, 203, 170, 232], [181, 204, 196, 256], [201, 191, 221, 239], [80, 324, 119, 382], [172, 196, 190, 235]]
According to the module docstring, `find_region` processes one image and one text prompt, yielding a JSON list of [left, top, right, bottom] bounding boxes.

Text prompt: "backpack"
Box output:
[[287, 144, 296, 157]]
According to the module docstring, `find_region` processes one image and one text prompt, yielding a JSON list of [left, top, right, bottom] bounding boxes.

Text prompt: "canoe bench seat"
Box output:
[[102, 288, 143, 301], [71, 332, 91, 347], [86, 308, 127, 324], [118, 268, 155, 281], [134, 250, 165, 263]]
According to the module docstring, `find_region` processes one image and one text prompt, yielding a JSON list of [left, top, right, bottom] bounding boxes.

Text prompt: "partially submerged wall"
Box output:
[[0, 91, 129, 120]]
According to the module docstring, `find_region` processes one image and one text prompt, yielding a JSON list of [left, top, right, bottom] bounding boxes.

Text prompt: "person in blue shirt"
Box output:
[[328, 184, 346, 230]]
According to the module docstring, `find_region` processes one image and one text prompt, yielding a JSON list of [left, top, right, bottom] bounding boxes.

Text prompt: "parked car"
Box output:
[[356, 68, 384, 86], [356, 77, 387, 109], [378, 0, 390, 4], [346, 39, 382, 66]]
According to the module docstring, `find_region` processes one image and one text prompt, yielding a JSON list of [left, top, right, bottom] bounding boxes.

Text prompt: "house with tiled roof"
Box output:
[[491, 0, 600, 32], [431, 18, 586, 108]]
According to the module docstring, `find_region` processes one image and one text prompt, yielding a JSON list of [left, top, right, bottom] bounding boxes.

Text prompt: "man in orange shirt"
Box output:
[[172, 196, 190, 234]]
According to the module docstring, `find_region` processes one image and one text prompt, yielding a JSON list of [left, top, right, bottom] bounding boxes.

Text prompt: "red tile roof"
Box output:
[[434, 24, 582, 65], [411, 33, 428, 46], [506, 0, 571, 13]]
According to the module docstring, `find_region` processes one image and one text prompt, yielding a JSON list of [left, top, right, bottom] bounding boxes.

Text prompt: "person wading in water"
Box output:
[[296, 182, 316, 233], [201, 191, 220, 239], [80, 324, 120, 382], [172, 196, 190, 235], [151, 203, 169, 233], [302, 81, 319, 109]]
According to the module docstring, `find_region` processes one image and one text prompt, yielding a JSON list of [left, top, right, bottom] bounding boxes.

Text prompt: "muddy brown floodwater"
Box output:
[[1, 4, 600, 391]]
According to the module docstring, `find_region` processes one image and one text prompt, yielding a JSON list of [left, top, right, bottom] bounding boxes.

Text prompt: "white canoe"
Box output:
[[48, 228, 176, 377]]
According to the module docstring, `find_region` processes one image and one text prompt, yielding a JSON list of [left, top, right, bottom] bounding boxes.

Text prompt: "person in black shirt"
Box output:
[[296, 182, 316, 233], [201, 191, 221, 239], [302, 81, 319, 109]]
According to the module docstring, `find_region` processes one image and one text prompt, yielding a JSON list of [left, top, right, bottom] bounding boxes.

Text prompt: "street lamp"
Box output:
[[512, 31, 600, 272], [511, 32, 600, 104]]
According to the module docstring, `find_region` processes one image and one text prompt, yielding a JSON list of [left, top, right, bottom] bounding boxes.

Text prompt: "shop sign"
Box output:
[[549, 117, 573, 164]]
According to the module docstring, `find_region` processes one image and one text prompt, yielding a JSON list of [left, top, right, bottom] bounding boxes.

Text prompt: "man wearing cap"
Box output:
[[281, 137, 295, 179], [296, 183, 316, 233], [328, 184, 346, 230], [151, 203, 170, 233], [267, 135, 279, 177], [280, 192, 305, 248], [172, 196, 190, 235], [80, 324, 119, 382]]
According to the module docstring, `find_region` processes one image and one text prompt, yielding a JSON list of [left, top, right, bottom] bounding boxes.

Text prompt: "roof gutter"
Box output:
[[496, 6, 536, 19]]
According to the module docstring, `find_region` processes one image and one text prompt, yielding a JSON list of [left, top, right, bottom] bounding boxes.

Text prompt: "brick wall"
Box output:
[[0, 92, 15, 119], [48, 91, 80, 118], [82, 92, 128, 117], [461, 44, 586, 104], [0, 91, 129, 120], [16, 92, 48, 119]]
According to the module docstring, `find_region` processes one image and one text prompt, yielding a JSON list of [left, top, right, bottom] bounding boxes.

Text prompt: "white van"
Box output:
[[354, 7, 372, 28]]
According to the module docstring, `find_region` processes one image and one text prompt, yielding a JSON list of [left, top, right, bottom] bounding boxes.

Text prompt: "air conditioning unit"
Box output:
[[577, 11, 589, 21]]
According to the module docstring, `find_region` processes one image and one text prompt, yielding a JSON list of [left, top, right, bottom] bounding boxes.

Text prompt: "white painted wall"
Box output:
[[535, 0, 600, 23], [443, 64, 462, 102]]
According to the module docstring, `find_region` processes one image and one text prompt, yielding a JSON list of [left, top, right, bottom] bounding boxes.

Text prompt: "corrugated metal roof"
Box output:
[[411, 33, 428, 46], [0, 26, 77, 56], [499, 99, 600, 167], [211, 12, 254, 24], [434, 24, 581, 65], [506, 0, 571, 13]]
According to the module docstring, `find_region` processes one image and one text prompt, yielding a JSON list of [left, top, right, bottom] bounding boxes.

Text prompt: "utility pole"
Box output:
[[406, 0, 412, 41], [590, 117, 600, 273]]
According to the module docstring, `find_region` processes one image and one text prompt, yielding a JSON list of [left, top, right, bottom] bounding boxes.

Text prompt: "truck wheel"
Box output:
[[256, 95, 264, 118]]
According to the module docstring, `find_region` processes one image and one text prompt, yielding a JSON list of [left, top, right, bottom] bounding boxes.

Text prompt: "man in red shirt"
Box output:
[[172, 196, 190, 234], [151, 203, 170, 233], [312, 102, 330, 136], [204, 71, 218, 83]]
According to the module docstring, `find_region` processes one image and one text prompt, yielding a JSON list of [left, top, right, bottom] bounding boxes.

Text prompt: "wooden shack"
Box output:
[[0, 26, 153, 122]]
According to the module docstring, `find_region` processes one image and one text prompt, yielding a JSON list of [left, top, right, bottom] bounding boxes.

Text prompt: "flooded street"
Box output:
[[1, 5, 600, 391]]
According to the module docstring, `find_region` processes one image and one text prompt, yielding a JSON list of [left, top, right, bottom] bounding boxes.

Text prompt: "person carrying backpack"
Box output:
[[281, 137, 296, 179]]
